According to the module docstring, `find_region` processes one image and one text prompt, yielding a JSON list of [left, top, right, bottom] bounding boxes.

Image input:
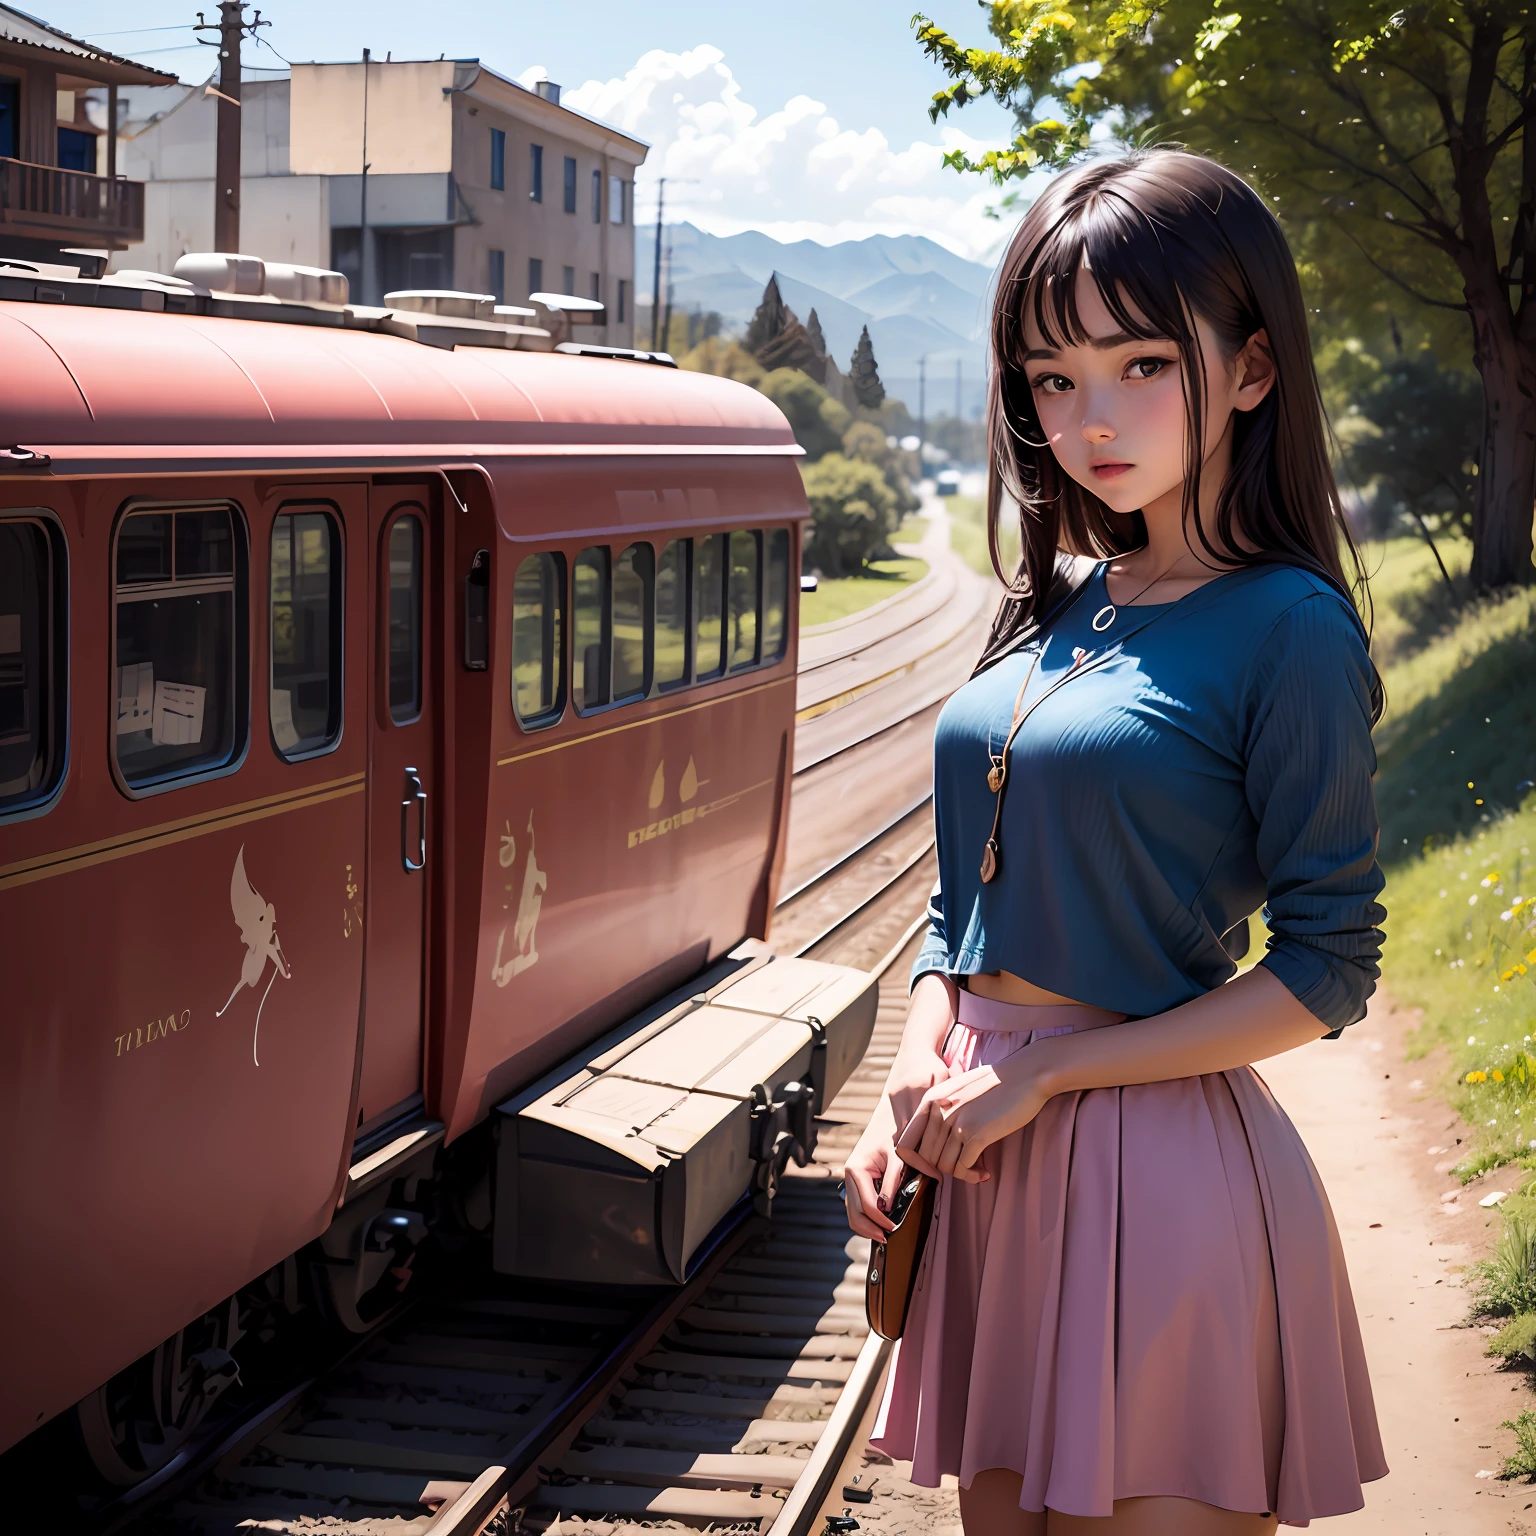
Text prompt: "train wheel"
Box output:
[[73, 1299, 242, 1486]]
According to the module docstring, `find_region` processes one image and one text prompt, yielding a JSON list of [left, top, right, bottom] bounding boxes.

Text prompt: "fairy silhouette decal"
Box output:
[[216, 845, 290, 1065]]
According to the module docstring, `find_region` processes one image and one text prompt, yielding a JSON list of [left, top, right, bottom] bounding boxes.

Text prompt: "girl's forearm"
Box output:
[[1031, 964, 1328, 1098], [895, 972, 957, 1062]]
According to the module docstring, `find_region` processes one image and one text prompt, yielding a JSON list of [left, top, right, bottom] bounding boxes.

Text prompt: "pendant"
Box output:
[[1091, 604, 1116, 633], [987, 763, 1005, 793], [980, 839, 998, 883]]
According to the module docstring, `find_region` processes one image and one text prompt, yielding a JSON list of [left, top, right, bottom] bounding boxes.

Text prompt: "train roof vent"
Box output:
[[173, 252, 348, 306], [385, 289, 497, 321]]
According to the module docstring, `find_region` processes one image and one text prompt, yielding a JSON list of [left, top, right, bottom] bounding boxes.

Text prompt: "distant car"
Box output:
[[935, 469, 962, 496]]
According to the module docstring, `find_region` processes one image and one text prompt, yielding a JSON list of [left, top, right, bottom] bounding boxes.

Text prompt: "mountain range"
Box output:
[[635, 223, 995, 417]]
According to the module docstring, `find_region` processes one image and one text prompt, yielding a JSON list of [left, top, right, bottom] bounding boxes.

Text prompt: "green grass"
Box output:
[[945, 494, 1019, 584], [799, 556, 930, 629], [1366, 535, 1536, 1184], [891, 512, 929, 544]]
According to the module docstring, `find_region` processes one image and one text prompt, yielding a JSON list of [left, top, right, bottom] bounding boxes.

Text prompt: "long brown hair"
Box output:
[[980, 147, 1377, 712]]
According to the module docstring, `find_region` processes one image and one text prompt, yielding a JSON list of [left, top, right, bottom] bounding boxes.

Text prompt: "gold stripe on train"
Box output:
[[497, 673, 795, 769], [0, 774, 366, 893]]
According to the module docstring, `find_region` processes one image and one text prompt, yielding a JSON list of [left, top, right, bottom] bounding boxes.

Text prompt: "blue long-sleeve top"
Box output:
[[913, 560, 1385, 1037]]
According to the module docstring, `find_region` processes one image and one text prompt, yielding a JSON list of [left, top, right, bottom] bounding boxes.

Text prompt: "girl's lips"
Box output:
[[1090, 461, 1133, 480]]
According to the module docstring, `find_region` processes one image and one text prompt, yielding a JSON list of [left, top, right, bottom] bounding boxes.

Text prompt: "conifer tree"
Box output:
[[848, 325, 885, 408], [744, 275, 790, 357]]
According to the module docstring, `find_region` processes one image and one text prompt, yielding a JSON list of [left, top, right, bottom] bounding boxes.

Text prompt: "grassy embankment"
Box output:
[[1366, 537, 1536, 1465], [945, 493, 1019, 584], [799, 514, 931, 628]]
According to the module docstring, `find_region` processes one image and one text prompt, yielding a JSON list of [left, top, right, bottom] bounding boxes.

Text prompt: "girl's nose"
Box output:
[[1080, 416, 1116, 444]]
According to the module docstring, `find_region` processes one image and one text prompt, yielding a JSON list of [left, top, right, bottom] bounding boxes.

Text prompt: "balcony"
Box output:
[[0, 157, 145, 250]]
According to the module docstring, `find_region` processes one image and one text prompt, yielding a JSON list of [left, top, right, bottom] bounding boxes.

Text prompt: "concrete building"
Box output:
[[111, 59, 646, 344], [0, 5, 175, 261]]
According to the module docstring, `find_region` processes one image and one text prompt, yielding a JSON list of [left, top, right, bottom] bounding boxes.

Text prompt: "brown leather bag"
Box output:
[[865, 1168, 936, 1341]]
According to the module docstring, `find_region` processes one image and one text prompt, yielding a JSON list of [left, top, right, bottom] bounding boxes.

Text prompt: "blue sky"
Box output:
[[43, 1, 1023, 259]]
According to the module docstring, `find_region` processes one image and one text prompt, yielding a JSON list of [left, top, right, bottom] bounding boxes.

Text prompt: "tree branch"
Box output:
[[1331, 219, 1472, 312]]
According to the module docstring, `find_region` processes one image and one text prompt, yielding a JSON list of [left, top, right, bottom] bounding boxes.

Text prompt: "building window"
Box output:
[[529, 142, 544, 202], [57, 126, 94, 173], [728, 530, 761, 671], [572, 546, 610, 713], [563, 155, 577, 214], [589, 272, 601, 304], [0, 516, 65, 814], [490, 127, 506, 191], [0, 77, 18, 161], [269, 509, 341, 760], [561, 265, 575, 296], [763, 529, 790, 663], [617, 278, 628, 324], [591, 167, 601, 223], [488, 248, 505, 303], [387, 515, 423, 725], [612, 543, 653, 702], [609, 174, 625, 224], [655, 538, 689, 691], [511, 552, 565, 728], [114, 505, 244, 790], [528, 257, 543, 297]]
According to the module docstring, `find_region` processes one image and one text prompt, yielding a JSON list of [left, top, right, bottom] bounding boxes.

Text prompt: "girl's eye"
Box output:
[[1130, 357, 1171, 380], [1031, 373, 1072, 395]]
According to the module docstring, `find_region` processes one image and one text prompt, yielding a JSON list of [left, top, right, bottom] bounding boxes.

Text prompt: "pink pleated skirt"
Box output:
[[869, 991, 1386, 1526]]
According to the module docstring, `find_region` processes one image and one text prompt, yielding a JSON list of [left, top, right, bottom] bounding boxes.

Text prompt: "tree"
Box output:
[[843, 419, 922, 514], [848, 324, 886, 408], [758, 368, 850, 460], [915, 3, 1536, 589], [801, 454, 902, 575], [1341, 350, 1483, 574]]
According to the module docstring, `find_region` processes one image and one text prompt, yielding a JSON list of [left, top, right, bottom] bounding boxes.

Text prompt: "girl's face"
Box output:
[[1021, 263, 1272, 522]]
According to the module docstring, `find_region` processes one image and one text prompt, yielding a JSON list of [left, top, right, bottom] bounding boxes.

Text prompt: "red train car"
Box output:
[[0, 269, 806, 1478]]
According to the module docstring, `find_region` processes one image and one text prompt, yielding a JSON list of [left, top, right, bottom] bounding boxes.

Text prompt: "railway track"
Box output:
[[81, 815, 931, 1536]]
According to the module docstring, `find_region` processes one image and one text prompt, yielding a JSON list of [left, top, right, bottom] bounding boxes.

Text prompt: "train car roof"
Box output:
[[0, 301, 798, 474]]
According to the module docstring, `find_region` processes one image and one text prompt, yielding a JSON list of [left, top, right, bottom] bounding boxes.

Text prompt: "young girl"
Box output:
[[843, 149, 1388, 1533]]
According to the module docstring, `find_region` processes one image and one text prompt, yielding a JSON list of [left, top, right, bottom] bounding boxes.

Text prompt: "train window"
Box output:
[[694, 533, 727, 682], [270, 510, 342, 759], [613, 543, 653, 702], [0, 517, 64, 813], [655, 538, 689, 691], [728, 530, 761, 671], [511, 551, 565, 727], [387, 516, 423, 725], [114, 505, 243, 789], [763, 528, 790, 663], [573, 546, 611, 712]]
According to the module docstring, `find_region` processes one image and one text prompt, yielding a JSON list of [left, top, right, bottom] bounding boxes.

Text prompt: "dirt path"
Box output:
[[839, 988, 1536, 1534]]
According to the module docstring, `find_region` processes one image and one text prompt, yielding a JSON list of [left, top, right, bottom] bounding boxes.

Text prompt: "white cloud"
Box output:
[[554, 45, 1014, 264]]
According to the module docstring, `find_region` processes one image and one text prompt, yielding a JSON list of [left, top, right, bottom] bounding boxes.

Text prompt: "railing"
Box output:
[[0, 158, 145, 247]]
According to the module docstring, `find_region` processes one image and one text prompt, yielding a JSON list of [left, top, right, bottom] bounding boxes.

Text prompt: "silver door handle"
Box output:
[[401, 767, 427, 872]]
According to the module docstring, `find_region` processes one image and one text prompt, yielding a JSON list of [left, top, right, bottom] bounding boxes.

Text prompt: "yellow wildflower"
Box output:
[[1504, 969, 1517, 982], [1467, 1070, 1489, 1083], [1493, 1069, 1506, 1082]]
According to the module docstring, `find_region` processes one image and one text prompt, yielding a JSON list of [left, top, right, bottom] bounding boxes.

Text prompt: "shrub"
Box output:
[[1489, 1312, 1536, 1364], [1471, 1215, 1536, 1318], [1503, 1409, 1536, 1480], [800, 454, 901, 577]]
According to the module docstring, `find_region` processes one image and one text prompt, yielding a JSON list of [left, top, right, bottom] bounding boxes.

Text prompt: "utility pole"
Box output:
[[360, 49, 372, 306], [917, 355, 927, 458], [195, 4, 267, 253], [650, 178, 666, 351]]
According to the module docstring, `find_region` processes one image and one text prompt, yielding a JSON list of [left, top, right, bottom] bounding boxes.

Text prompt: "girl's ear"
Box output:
[[1233, 327, 1276, 413]]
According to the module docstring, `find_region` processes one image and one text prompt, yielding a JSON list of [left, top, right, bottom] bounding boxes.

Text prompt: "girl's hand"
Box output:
[[894, 1054, 1051, 1183], [843, 1125, 899, 1243]]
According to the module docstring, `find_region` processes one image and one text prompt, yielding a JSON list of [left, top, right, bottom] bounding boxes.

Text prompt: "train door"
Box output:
[[357, 487, 437, 1130]]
